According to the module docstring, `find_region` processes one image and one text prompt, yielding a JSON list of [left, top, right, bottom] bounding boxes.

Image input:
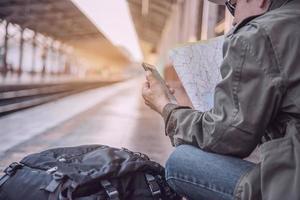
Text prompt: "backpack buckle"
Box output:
[[0, 162, 23, 187], [53, 172, 64, 180], [100, 180, 120, 200], [145, 174, 161, 198], [4, 162, 23, 176]]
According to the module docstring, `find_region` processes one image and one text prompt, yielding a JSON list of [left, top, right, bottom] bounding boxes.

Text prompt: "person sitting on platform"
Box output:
[[142, 0, 300, 199]]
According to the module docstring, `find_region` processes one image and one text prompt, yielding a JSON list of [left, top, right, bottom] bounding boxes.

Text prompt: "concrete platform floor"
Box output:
[[0, 77, 173, 171]]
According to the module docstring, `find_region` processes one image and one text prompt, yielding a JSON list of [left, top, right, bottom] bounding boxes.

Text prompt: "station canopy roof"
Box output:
[[0, 0, 102, 41], [127, 0, 176, 50], [0, 0, 128, 63], [0, 0, 176, 60]]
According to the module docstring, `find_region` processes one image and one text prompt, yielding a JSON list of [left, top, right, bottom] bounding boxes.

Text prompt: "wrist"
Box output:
[[158, 99, 172, 115]]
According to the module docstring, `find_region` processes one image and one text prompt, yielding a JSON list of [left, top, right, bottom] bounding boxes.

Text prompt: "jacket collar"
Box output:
[[226, 15, 261, 36], [269, 0, 295, 10], [227, 0, 296, 36]]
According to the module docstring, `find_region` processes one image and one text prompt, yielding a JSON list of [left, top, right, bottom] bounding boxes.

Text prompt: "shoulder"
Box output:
[[225, 15, 279, 65], [223, 21, 269, 65], [228, 18, 268, 49], [223, 17, 282, 81], [231, 6, 299, 51]]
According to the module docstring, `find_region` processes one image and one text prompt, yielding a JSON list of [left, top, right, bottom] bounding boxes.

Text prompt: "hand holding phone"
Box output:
[[142, 62, 177, 104]]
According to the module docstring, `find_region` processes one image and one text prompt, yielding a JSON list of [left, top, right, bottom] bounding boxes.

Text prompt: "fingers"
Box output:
[[142, 81, 154, 109], [146, 71, 155, 82], [143, 81, 150, 89], [169, 88, 175, 94], [142, 81, 152, 101], [144, 100, 154, 111], [166, 82, 175, 94], [142, 82, 149, 97], [146, 71, 152, 76], [144, 100, 150, 106]]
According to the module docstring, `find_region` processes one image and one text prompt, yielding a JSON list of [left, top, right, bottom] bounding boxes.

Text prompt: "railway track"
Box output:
[[0, 81, 119, 116]]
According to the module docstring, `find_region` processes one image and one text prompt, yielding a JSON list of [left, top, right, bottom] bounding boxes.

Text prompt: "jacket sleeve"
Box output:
[[163, 24, 284, 158]]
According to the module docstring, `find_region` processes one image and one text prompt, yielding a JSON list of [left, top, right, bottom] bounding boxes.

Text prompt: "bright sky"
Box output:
[[71, 0, 143, 62]]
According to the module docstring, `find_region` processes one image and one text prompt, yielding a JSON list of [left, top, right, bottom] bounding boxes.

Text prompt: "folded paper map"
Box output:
[[169, 36, 224, 112]]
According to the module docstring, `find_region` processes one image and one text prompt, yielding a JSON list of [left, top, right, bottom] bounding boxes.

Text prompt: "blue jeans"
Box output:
[[165, 145, 255, 200]]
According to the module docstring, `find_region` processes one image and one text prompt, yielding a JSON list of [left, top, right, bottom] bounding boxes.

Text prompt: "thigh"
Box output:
[[165, 145, 255, 200]]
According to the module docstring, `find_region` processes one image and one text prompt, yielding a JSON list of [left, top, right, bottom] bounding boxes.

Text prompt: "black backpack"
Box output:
[[0, 145, 181, 200]]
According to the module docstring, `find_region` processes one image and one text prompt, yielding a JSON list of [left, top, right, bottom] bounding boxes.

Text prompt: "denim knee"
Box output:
[[165, 145, 191, 181], [165, 146, 182, 190], [164, 144, 255, 200]]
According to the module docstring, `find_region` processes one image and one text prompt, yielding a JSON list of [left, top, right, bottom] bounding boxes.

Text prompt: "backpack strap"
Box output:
[[0, 162, 23, 187], [145, 174, 161, 200], [44, 171, 65, 193], [55, 179, 77, 200], [100, 180, 120, 200]]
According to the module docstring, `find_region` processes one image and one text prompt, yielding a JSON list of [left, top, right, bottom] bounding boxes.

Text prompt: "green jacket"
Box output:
[[163, 0, 300, 199]]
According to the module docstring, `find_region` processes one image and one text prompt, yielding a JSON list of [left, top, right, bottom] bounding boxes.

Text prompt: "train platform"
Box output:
[[0, 73, 78, 85], [0, 77, 173, 171], [0, 72, 123, 86]]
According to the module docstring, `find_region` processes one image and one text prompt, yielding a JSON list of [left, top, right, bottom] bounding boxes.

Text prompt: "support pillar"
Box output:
[[31, 32, 37, 74], [180, 0, 201, 42], [201, 0, 219, 40], [2, 22, 9, 75], [48, 43, 54, 75], [18, 28, 24, 76], [57, 46, 63, 75], [41, 44, 48, 76]]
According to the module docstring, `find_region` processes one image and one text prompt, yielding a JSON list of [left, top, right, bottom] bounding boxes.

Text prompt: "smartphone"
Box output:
[[142, 62, 177, 104]]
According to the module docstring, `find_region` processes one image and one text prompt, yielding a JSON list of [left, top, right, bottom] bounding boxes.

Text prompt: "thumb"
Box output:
[[169, 88, 175, 94], [146, 71, 155, 83]]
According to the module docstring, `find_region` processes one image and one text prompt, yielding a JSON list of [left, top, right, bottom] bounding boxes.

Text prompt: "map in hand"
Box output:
[[169, 36, 224, 112]]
